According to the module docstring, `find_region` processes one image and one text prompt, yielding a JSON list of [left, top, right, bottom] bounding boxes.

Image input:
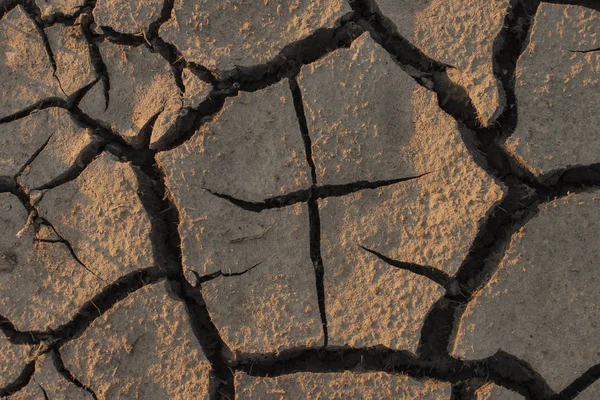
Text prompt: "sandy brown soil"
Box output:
[[0, 0, 599, 399]]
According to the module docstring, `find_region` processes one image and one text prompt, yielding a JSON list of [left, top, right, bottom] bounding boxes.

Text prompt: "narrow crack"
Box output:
[[38, 383, 50, 400], [79, 1, 110, 111], [21, 0, 57, 74], [288, 77, 317, 185], [50, 348, 98, 400], [289, 76, 328, 346], [35, 136, 107, 190], [359, 245, 458, 294], [49, 266, 167, 346], [204, 173, 429, 213]]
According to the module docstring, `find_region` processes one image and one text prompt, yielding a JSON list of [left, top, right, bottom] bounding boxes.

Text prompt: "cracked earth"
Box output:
[[0, 0, 599, 399]]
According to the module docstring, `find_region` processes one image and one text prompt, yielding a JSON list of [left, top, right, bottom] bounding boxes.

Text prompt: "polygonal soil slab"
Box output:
[[0, 7, 59, 115], [159, 0, 348, 70], [45, 25, 95, 94], [18, 108, 92, 190], [507, 3, 600, 174], [93, 0, 164, 34], [0, 340, 30, 395], [61, 283, 211, 399], [454, 191, 600, 396], [80, 42, 208, 141], [35, 154, 154, 282], [235, 372, 450, 399], [376, 0, 510, 121], [0, 193, 107, 331], [159, 81, 322, 353], [9, 352, 94, 400], [296, 34, 502, 351]]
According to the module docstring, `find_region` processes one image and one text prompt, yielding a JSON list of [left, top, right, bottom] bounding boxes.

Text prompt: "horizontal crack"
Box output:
[[205, 173, 430, 213], [232, 346, 555, 398]]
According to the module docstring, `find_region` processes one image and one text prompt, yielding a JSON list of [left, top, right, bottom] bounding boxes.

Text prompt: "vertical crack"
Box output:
[[289, 76, 328, 347], [307, 195, 328, 347], [289, 77, 317, 185], [79, 1, 110, 111], [131, 111, 234, 398]]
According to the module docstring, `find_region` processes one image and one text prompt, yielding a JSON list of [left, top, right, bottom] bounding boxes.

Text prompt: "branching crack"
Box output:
[[0, 0, 599, 399]]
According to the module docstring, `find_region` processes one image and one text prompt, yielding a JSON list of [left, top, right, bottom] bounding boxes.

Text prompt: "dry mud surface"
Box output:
[[0, 0, 599, 399]]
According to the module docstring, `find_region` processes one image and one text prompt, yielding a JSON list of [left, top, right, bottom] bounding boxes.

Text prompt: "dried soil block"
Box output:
[[159, 0, 348, 70], [455, 191, 600, 397], [507, 3, 600, 174], [377, 0, 510, 122], [0, 7, 59, 115], [159, 81, 322, 353], [298, 34, 502, 351], [61, 283, 211, 399]]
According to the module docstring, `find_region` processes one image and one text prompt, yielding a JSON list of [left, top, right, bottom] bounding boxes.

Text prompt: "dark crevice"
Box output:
[[538, 163, 600, 199], [0, 360, 36, 397], [80, 3, 109, 111], [0, 78, 97, 125], [450, 381, 482, 400], [488, 0, 541, 140], [150, 95, 227, 152], [288, 77, 317, 185], [49, 266, 168, 345], [21, 0, 57, 73], [134, 108, 163, 150], [146, 0, 174, 39], [41, 0, 94, 27], [418, 187, 540, 361], [50, 348, 98, 400], [205, 173, 429, 213], [1, 267, 167, 348], [216, 14, 364, 94], [35, 136, 107, 190], [570, 46, 600, 53], [307, 196, 328, 347], [98, 26, 145, 46], [552, 363, 600, 400], [36, 228, 106, 283], [0, 0, 20, 21], [169, 277, 234, 400], [15, 131, 54, 178], [38, 384, 50, 400], [0, 97, 68, 124], [190, 262, 262, 286], [132, 154, 234, 399], [233, 347, 555, 398], [359, 245, 459, 294]]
